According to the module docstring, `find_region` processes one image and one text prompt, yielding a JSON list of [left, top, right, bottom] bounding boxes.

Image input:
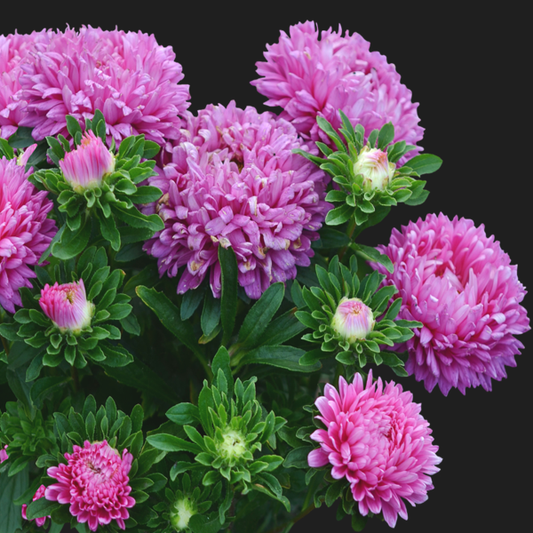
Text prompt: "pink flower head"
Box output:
[[143, 101, 331, 299], [18, 26, 190, 145], [331, 298, 374, 343], [0, 444, 7, 463], [22, 484, 50, 527], [39, 279, 94, 334], [45, 440, 135, 531], [0, 157, 57, 313], [252, 21, 423, 163], [372, 213, 530, 395], [308, 372, 441, 527], [60, 131, 115, 192]]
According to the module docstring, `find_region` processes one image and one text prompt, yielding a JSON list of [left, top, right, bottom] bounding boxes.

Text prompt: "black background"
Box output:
[[2, 3, 530, 532]]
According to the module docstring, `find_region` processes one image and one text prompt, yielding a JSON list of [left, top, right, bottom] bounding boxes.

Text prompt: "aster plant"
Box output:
[[0, 20, 529, 533]]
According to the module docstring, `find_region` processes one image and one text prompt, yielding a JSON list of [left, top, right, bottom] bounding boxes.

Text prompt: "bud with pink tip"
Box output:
[[59, 130, 115, 193], [39, 279, 94, 334], [353, 146, 395, 191], [0, 444, 7, 463], [331, 297, 374, 343]]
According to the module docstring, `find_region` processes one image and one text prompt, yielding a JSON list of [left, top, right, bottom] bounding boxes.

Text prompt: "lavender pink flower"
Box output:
[[308, 371, 441, 527], [143, 101, 331, 299], [17, 26, 190, 145], [0, 444, 7, 463], [372, 213, 530, 395], [45, 440, 135, 531], [60, 130, 115, 192], [39, 279, 94, 334], [0, 157, 56, 313], [252, 21, 423, 162], [22, 484, 50, 527]]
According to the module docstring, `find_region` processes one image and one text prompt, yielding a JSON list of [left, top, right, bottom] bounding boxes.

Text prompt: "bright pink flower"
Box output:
[[39, 279, 94, 334], [0, 444, 7, 463], [331, 298, 374, 343], [0, 157, 57, 313], [308, 372, 441, 527], [45, 440, 135, 531], [60, 131, 115, 192], [18, 26, 190, 145], [22, 484, 50, 527], [372, 213, 530, 394], [252, 21, 423, 163], [143, 101, 331, 299]]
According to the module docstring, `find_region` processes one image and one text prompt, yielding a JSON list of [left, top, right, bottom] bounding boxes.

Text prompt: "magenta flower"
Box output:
[[18, 26, 190, 145], [0, 444, 7, 463], [0, 157, 57, 313], [144, 101, 331, 299], [252, 21, 423, 162], [39, 279, 94, 334], [331, 298, 374, 344], [308, 372, 441, 527], [22, 484, 50, 527], [45, 440, 135, 531], [372, 213, 530, 395], [60, 130, 115, 192]]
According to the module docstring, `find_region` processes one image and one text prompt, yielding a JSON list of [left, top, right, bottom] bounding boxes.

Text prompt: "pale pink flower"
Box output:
[[372, 213, 530, 394], [45, 440, 135, 531], [308, 371, 441, 527], [39, 279, 94, 334], [0, 157, 57, 313], [22, 484, 50, 527], [144, 101, 331, 299], [353, 146, 395, 192], [18, 26, 190, 145], [331, 298, 374, 343], [0, 444, 7, 463], [252, 21, 423, 162], [60, 130, 115, 192]]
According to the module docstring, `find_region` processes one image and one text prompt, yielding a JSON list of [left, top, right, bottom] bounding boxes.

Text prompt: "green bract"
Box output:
[[30, 110, 164, 259], [8, 246, 136, 374], [295, 255, 422, 377], [296, 112, 442, 235]]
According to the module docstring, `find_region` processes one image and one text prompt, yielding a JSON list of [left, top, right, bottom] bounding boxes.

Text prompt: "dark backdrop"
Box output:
[[2, 3, 530, 532]]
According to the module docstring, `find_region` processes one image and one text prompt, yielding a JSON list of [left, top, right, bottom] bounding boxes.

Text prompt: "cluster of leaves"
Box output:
[[297, 113, 442, 236], [24, 396, 166, 530], [0, 247, 136, 375], [295, 254, 421, 377], [147, 347, 290, 526], [30, 110, 164, 259]]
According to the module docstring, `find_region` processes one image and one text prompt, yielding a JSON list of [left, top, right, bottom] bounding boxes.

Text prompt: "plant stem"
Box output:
[[264, 504, 316, 533], [338, 218, 357, 262]]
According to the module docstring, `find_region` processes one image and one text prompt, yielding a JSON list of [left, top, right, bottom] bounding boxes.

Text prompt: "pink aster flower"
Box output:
[[45, 440, 135, 531], [18, 26, 190, 145], [60, 130, 115, 192], [143, 101, 331, 299], [0, 444, 7, 463], [39, 279, 94, 334], [308, 372, 441, 528], [331, 298, 374, 343], [252, 21, 423, 162], [372, 213, 530, 395], [22, 485, 50, 527], [0, 157, 57, 313]]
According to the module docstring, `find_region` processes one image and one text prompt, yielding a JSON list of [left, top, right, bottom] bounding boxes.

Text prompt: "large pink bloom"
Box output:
[[17, 26, 190, 145], [372, 213, 530, 395], [45, 440, 135, 531], [252, 21, 423, 162], [143, 101, 331, 299], [0, 157, 56, 313], [308, 372, 441, 528]]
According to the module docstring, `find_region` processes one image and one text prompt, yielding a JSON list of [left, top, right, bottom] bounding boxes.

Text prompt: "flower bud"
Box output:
[[60, 131, 115, 193], [331, 297, 374, 343], [353, 146, 395, 191], [39, 279, 94, 334], [170, 497, 196, 532], [0, 444, 7, 463], [217, 428, 247, 465]]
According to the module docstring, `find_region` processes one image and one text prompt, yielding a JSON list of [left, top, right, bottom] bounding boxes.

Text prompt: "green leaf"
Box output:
[[0, 466, 28, 532], [377, 122, 395, 150], [262, 308, 307, 346], [401, 154, 442, 176], [25, 497, 61, 520], [112, 204, 164, 231], [240, 345, 320, 373], [211, 346, 233, 398], [283, 446, 313, 469], [146, 434, 202, 454], [201, 292, 220, 338], [52, 219, 91, 260], [354, 243, 393, 274], [219, 246, 238, 345], [325, 203, 353, 226], [189, 514, 222, 533], [237, 282, 284, 349], [166, 403, 200, 426]]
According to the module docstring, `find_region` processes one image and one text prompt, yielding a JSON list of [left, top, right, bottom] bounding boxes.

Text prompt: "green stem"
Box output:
[[264, 504, 316, 533], [338, 218, 357, 262]]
